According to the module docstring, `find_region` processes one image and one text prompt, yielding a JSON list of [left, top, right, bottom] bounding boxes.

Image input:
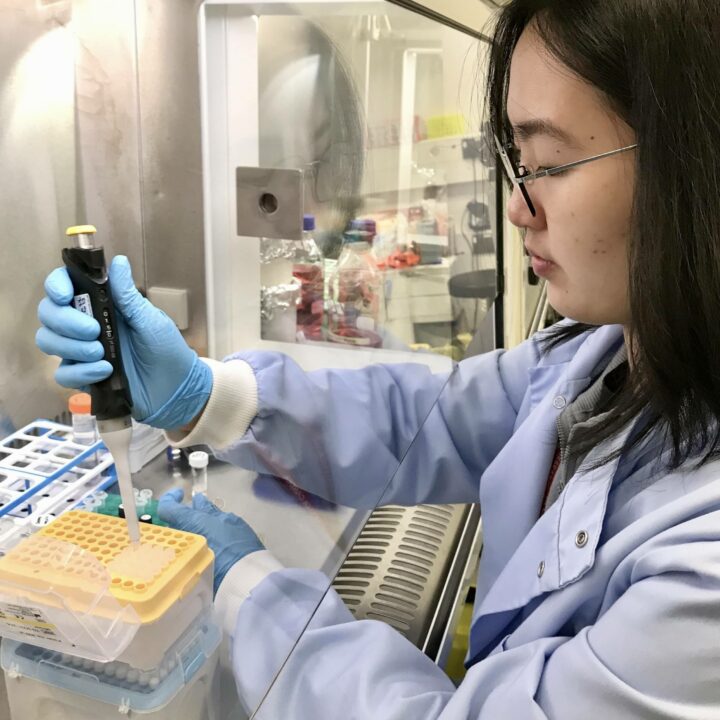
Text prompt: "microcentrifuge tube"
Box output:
[[189, 451, 209, 496], [135, 492, 146, 514], [168, 447, 183, 479], [69, 393, 97, 446]]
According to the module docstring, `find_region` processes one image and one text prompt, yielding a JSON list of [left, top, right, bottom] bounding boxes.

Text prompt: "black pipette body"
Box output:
[[61, 226, 133, 429]]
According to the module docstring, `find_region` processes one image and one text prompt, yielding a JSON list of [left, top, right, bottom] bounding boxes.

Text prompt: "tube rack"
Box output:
[[0, 421, 116, 551]]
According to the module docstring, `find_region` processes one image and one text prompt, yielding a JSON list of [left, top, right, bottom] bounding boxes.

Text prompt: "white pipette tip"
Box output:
[[98, 423, 140, 544]]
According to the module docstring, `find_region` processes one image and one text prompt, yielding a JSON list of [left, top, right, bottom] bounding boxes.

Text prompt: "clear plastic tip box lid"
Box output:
[[0, 511, 214, 665], [1, 610, 220, 714]]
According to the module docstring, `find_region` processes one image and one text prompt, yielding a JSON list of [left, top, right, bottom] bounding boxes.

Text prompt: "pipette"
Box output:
[[62, 225, 140, 544]]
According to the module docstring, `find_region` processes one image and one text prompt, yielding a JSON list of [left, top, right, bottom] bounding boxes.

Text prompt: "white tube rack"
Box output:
[[0, 421, 117, 551]]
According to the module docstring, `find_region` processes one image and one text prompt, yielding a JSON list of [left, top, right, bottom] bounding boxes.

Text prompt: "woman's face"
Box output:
[[506, 26, 636, 326]]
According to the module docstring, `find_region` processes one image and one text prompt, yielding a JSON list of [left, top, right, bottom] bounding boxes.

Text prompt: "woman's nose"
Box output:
[[507, 184, 543, 229]]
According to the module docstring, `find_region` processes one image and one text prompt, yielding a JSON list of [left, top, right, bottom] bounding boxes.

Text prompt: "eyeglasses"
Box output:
[[493, 134, 638, 217]]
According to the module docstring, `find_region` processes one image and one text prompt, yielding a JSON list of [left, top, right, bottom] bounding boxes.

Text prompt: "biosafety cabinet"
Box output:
[[0, 0, 544, 718]]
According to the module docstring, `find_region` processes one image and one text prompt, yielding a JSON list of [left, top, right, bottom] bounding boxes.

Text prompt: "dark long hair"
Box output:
[[487, 0, 720, 469]]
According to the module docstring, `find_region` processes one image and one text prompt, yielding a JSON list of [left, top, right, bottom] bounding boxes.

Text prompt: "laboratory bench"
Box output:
[[133, 450, 370, 579], [135, 448, 482, 677]]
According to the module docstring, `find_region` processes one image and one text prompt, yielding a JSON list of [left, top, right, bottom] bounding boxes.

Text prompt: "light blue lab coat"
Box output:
[[217, 323, 720, 718]]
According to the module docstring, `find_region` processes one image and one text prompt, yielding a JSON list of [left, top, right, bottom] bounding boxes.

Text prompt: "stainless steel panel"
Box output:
[[0, 0, 144, 429], [332, 503, 474, 651], [236, 167, 304, 240], [134, 0, 209, 355]]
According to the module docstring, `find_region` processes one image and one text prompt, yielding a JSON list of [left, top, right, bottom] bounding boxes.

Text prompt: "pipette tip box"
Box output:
[[0, 510, 214, 669], [2, 609, 220, 718]]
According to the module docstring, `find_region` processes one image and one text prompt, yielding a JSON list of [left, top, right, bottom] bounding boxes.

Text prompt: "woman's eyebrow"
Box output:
[[512, 118, 581, 148]]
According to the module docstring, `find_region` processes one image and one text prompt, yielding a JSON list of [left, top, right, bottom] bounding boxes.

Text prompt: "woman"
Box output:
[[35, 0, 720, 716]]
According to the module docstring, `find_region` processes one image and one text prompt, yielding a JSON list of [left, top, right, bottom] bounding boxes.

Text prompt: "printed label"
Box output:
[[0, 602, 63, 644], [73, 293, 93, 318]]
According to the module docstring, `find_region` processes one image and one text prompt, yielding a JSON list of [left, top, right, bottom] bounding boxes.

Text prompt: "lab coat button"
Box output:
[[575, 530, 589, 548], [553, 396, 567, 409], [537, 561, 545, 578]]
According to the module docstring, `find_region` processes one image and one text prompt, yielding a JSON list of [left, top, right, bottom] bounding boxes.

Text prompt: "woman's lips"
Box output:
[[526, 247, 556, 278]]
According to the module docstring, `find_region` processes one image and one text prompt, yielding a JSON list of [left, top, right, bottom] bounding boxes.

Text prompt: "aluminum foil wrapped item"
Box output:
[[261, 280, 302, 343], [260, 237, 297, 264], [260, 279, 301, 322]]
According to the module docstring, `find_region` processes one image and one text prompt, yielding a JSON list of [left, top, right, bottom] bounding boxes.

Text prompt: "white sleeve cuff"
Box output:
[[214, 550, 285, 639], [165, 357, 258, 450]]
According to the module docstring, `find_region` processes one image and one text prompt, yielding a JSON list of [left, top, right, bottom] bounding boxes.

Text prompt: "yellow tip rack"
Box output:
[[0, 511, 214, 669]]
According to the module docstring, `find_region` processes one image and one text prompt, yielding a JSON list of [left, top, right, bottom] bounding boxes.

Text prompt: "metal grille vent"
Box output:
[[332, 504, 468, 646]]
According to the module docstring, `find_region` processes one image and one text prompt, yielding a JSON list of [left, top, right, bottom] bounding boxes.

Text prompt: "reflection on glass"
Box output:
[[194, 3, 496, 717], [257, 11, 496, 362], [205, 5, 493, 719]]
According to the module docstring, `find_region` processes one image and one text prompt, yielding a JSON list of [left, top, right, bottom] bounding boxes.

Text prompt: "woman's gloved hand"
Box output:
[[158, 488, 265, 594], [36, 255, 212, 429]]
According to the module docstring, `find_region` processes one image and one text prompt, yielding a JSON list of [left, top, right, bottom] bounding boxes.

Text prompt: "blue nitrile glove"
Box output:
[[36, 255, 212, 429], [158, 488, 265, 594]]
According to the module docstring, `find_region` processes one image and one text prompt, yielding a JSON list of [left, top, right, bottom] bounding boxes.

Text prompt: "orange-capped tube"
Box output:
[[68, 392, 92, 415], [68, 393, 97, 446]]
